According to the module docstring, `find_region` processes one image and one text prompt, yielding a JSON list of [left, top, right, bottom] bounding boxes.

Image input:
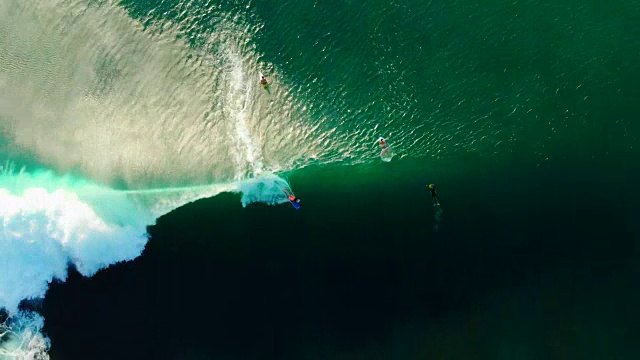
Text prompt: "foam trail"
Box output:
[[433, 206, 444, 232], [226, 51, 263, 177]]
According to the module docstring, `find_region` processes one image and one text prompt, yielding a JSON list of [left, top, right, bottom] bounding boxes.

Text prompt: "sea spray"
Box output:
[[235, 173, 291, 207]]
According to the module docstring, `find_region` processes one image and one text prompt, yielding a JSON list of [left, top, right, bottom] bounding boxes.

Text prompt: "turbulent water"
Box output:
[[0, 0, 638, 358]]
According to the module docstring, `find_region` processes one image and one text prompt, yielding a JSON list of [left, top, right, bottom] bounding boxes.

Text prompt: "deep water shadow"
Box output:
[[41, 157, 639, 360]]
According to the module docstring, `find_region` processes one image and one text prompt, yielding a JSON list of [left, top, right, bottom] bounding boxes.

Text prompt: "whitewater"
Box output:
[[0, 0, 315, 358], [0, 164, 296, 358]]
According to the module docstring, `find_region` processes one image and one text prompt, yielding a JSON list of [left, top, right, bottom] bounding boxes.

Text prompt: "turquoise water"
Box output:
[[0, 0, 639, 358]]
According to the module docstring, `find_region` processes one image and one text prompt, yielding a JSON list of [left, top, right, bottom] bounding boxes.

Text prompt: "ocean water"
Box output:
[[0, 0, 639, 359]]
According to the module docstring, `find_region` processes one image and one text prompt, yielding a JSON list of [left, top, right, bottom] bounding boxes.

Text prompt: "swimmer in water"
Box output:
[[378, 137, 387, 148], [427, 184, 440, 206]]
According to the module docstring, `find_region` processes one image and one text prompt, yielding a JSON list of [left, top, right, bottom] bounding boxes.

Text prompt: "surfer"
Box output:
[[282, 187, 301, 207], [378, 137, 387, 148], [260, 75, 269, 87], [427, 184, 440, 206]]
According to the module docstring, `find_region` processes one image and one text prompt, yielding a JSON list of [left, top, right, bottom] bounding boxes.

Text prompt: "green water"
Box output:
[[121, 0, 639, 164], [1, 0, 637, 184], [1, 0, 639, 359]]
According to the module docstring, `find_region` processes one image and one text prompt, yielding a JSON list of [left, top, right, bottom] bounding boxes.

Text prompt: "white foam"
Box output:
[[0, 312, 50, 360], [0, 187, 150, 314], [0, 168, 291, 358], [234, 173, 291, 207], [0, 169, 151, 358]]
